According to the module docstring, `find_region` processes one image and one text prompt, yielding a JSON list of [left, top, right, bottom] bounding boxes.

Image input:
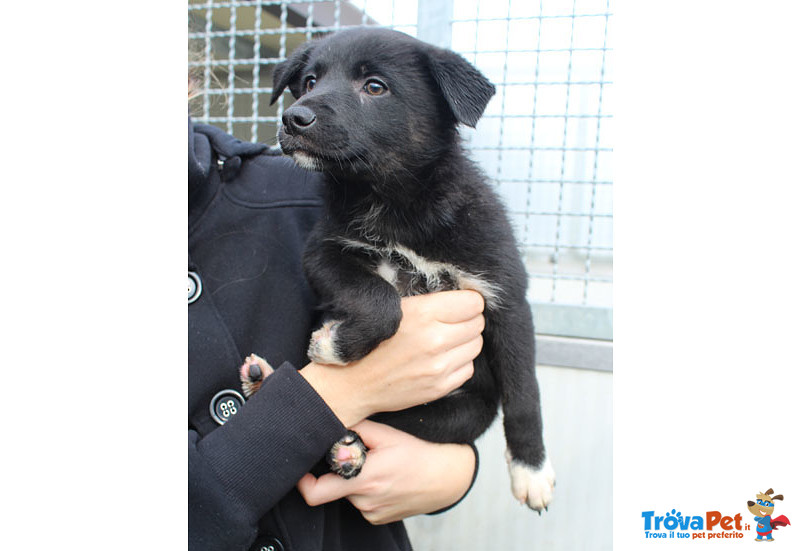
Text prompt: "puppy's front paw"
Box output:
[[505, 450, 555, 512], [308, 320, 346, 365], [327, 430, 367, 479], [239, 353, 274, 398]]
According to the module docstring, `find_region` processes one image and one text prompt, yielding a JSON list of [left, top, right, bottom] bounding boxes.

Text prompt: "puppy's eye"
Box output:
[[305, 77, 317, 92], [364, 79, 387, 96]]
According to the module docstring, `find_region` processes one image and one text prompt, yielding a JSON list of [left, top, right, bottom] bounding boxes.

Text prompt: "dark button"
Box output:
[[209, 389, 245, 425], [188, 271, 202, 304], [250, 536, 284, 551]]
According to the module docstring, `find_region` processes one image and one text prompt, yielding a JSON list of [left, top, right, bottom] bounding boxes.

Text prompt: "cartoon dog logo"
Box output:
[[747, 488, 791, 542]]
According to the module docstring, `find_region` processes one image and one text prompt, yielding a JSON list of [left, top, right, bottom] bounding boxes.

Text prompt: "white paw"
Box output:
[[307, 320, 346, 365], [505, 450, 555, 512]]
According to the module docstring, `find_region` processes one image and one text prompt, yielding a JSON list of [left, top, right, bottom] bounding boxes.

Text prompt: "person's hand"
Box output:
[[296, 420, 476, 524], [301, 290, 485, 427]]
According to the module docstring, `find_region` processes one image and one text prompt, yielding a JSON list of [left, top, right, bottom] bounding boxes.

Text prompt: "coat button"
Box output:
[[209, 389, 245, 425], [250, 536, 284, 551], [188, 271, 202, 304]]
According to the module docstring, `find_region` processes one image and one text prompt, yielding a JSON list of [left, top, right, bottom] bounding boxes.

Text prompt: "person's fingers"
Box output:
[[404, 290, 485, 324], [350, 419, 402, 449], [445, 361, 477, 391], [420, 336, 481, 397], [296, 472, 362, 507], [428, 313, 485, 353], [356, 502, 398, 525], [440, 334, 484, 374]]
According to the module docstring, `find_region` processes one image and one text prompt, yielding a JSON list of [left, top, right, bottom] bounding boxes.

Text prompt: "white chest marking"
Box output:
[[375, 259, 399, 286], [292, 151, 321, 171], [336, 238, 503, 309]]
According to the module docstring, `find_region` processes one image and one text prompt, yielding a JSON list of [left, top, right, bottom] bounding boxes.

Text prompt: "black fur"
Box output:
[[271, 28, 547, 478]]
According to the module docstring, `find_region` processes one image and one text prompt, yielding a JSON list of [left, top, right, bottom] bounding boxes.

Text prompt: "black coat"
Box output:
[[188, 120, 413, 551]]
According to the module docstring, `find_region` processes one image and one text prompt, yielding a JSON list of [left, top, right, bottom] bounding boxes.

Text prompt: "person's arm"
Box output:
[[301, 290, 485, 427], [189, 291, 484, 550], [190, 364, 347, 551], [296, 420, 478, 524], [292, 291, 487, 524]]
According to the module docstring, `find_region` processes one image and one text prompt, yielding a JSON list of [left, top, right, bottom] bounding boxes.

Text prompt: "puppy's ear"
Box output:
[[425, 47, 496, 128], [772, 494, 784, 501], [270, 41, 316, 105]]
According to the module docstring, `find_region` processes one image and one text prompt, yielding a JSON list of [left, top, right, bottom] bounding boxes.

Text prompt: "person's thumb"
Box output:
[[350, 419, 402, 449], [296, 472, 361, 506]]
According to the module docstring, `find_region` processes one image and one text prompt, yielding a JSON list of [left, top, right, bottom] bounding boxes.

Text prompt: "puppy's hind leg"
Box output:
[[327, 430, 368, 479]]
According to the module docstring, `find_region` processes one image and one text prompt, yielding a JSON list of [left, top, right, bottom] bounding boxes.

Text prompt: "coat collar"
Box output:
[[189, 118, 268, 228]]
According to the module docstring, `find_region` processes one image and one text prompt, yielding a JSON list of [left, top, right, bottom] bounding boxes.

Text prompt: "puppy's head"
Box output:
[[270, 28, 495, 181]]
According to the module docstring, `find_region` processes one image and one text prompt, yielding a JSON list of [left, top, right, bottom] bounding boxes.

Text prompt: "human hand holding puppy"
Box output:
[[293, 291, 483, 520], [297, 420, 476, 524], [239, 290, 484, 518], [300, 290, 485, 428]]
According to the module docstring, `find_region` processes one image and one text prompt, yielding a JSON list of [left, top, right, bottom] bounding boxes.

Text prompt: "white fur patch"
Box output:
[[335, 238, 503, 309], [307, 320, 346, 365], [505, 450, 555, 511], [293, 151, 321, 171], [376, 259, 398, 286], [457, 272, 503, 308]]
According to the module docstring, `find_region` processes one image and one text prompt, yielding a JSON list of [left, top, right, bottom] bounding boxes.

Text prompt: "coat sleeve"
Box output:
[[189, 363, 347, 551]]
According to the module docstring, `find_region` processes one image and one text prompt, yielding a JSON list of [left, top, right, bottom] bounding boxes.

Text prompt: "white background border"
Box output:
[[2, 1, 798, 549]]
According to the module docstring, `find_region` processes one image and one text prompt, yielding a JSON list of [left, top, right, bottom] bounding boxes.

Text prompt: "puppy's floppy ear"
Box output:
[[425, 47, 496, 128], [270, 41, 317, 105]]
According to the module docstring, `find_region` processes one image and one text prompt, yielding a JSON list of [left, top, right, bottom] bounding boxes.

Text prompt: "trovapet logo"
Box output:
[[641, 509, 746, 540], [641, 487, 791, 542], [745, 488, 791, 542]]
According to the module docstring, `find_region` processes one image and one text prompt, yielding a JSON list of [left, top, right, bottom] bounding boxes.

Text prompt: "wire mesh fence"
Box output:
[[188, 0, 613, 337]]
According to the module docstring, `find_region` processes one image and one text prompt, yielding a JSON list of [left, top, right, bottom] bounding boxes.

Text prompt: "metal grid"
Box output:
[[188, 0, 613, 335]]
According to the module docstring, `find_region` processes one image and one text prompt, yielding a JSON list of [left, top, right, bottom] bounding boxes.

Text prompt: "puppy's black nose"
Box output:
[[282, 105, 317, 135]]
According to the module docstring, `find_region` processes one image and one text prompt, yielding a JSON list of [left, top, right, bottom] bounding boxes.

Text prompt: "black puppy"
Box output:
[[243, 27, 554, 511]]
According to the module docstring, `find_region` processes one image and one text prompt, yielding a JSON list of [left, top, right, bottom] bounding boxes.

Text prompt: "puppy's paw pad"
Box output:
[[308, 320, 346, 365], [506, 451, 555, 512], [327, 430, 367, 479], [239, 353, 274, 398]]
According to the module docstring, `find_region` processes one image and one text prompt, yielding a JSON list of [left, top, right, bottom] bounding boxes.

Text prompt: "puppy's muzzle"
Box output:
[[282, 105, 317, 135]]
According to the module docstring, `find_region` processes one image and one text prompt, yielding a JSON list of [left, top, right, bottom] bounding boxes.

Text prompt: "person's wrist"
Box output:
[[426, 442, 477, 514], [300, 362, 372, 427], [446, 443, 476, 493]]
